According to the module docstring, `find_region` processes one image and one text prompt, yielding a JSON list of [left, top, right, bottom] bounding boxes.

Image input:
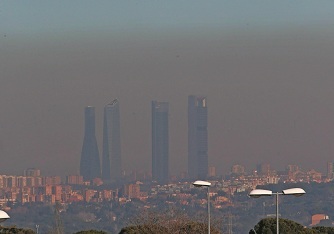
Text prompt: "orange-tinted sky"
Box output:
[[1, 1, 334, 176]]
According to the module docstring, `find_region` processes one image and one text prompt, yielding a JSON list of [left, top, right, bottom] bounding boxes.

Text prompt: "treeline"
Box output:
[[0, 226, 108, 234], [251, 218, 334, 234], [0, 225, 35, 234], [4, 218, 334, 234]]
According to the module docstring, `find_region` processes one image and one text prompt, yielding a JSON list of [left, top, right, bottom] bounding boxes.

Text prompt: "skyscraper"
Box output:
[[102, 99, 122, 182], [188, 95, 208, 179], [327, 162, 333, 180], [152, 101, 169, 184], [257, 163, 271, 176], [80, 106, 101, 181]]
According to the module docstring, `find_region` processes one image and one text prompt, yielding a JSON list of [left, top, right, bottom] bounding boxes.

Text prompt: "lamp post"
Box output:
[[193, 180, 211, 234], [249, 188, 305, 234]]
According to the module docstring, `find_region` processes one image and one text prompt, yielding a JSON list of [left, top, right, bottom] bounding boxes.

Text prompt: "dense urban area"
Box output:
[[1, 163, 334, 233]]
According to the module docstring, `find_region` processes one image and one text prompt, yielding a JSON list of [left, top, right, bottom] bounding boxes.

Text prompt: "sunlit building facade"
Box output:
[[327, 162, 333, 180], [231, 164, 245, 175]]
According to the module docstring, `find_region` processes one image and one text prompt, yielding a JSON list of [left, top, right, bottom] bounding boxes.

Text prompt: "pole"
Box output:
[[276, 192, 279, 234], [208, 186, 210, 234]]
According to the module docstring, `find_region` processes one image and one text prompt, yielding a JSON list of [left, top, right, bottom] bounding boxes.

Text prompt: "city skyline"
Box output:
[[76, 94, 334, 181], [2, 2, 334, 176]]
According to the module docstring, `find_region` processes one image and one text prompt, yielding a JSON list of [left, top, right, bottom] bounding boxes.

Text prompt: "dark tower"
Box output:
[[102, 99, 122, 182], [80, 106, 101, 181], [188, 95, 208, 179], [152, 101, 169, 184]]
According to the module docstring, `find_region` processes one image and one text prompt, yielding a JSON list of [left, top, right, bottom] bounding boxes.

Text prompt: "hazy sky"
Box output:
[[1, 1, 334, 176]]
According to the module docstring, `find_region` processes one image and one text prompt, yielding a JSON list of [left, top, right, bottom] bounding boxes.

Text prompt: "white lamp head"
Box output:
[[193, 180, 211, 187], [0, 210, 10, 223], [249, 189, 272, 198], [282, 188, 306, 197]]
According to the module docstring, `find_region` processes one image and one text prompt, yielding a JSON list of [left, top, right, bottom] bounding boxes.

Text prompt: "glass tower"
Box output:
[[80, 106, 101, 181], [152, 101, 169, 184], [188, 95, 208, 179], [102, 99, 122, 182]]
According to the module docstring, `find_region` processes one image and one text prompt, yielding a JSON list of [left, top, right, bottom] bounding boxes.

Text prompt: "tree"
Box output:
[[0, 225, 35, 234], [74, 230, 107, 234], [312, 226, 334, 234], [119, 224, 168, 234], [119, 222, 219, 234], [249, 218, 318, 234], [119, 208, 221, 234]]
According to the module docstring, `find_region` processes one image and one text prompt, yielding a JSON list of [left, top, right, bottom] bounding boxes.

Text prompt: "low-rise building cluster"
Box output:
[[0, 162, 329, 209]]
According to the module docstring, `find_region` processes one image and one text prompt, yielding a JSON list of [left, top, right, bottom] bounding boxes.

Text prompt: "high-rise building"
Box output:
[[124, 183, 141, 199], [208, 166, 216, 177], [66, 175, 84, 185], [152, 101, 169, 184], [80, 106, 101, 181], [231, 164, 245, 175], [257, 163, 271, 176], [24, 168, 41, 177], [188, 95, 208, 179], [102, 99, 122, 182], [327, 162, 334, 180], [286, 164, 300, 174]]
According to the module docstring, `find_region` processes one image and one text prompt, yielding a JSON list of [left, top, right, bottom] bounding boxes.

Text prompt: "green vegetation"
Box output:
[[312, 226, 334, 234], [119, 209, 221, 234], [249, 218, 334, 234], [250, 218, 316, 234], [3, 217, 334, 234], [73, 230, 108, 234], [0, 225, 35, 234], [119, 222, 220, 234]]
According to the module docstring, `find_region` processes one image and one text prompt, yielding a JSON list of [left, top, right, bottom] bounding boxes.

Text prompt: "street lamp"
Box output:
[[193, 180, 211, 234], [0, 210, 10, 223], [249, 187, 305, 234]]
